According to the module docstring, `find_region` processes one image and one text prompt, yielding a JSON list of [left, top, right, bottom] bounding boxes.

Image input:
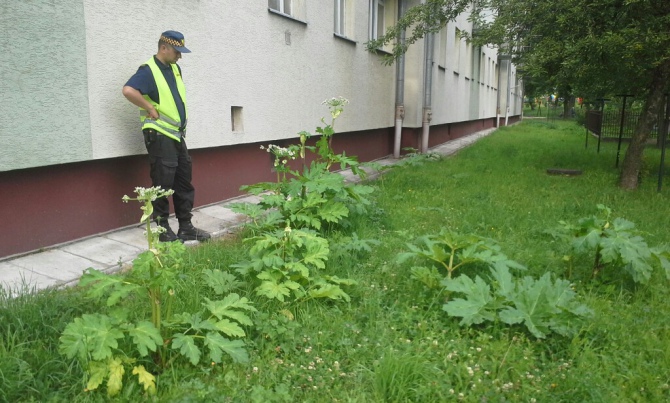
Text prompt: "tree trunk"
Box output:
[[563, 96, 575, 118], [619, 60, 670, 189]]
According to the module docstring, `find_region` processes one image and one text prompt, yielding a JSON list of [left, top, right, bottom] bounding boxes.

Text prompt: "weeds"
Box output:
[[3, 119, 670, 401]]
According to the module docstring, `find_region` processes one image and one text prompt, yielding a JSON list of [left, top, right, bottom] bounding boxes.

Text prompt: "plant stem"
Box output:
[[592, 246, 602, 279]]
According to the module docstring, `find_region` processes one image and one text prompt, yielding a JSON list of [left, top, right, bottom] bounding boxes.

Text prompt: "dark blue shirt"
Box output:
[[125, 56, 186, 129]]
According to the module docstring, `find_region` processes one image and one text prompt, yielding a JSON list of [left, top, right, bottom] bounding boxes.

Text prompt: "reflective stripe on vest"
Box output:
[[139, 58, 188, 142]]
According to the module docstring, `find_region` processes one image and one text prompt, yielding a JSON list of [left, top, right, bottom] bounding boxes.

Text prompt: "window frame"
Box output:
[[369, 0, 386, 41], [268, 0, 292, 16], [334, 0, 346, 36]]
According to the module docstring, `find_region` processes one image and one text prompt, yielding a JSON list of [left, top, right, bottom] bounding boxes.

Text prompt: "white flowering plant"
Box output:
[[59, 187, 254, 397], [234, 97, 374, 233], [229, 98, 368, 303]]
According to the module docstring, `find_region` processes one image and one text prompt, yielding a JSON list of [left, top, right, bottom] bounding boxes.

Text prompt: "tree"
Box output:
[[369, 0, 670, 189]]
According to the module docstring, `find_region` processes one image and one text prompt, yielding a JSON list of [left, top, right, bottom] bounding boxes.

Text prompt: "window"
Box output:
[[480, 51, 486, 83], [453, 28, 462, 73], [231, 106, 244, 133], [268, 0, 306, 22], [369, 0, 385, 41], [334, 0, 356, 40], [269, 0, 291, 15], [438, 26, 447, 69], [335, 0, 345, 36]]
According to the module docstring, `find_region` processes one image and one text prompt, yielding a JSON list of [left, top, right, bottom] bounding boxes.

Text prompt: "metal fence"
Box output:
[[585, 110, 661, 139]]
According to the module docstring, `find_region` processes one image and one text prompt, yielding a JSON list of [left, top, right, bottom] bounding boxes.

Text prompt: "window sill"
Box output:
[[438, 65, 446, 72], [453, 71, 460, 76], [267, 8, 307, 25], [369, 47, 393, 56], [333, 33, 357, 45]]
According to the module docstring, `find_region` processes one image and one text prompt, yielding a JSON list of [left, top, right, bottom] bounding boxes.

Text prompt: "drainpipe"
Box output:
[[505, 59, 512, 126], [421, 32, 434, 153], [496, 58, 502, 127], [393, 0, 406, 159]]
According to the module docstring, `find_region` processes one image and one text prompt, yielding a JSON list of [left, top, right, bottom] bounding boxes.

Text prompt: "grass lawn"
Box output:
[[2, 119, 670, 402]]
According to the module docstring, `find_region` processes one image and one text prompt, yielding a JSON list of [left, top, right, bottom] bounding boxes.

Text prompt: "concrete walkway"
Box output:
[[0, 128, 496, 296]]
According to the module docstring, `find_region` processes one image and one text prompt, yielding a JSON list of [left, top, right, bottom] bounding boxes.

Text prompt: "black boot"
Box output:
[[156, 219, 181, 243], [178, 222, 211, 242]]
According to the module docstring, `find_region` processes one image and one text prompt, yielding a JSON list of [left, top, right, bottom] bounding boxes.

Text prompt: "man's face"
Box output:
[[162, 44, 181, 64]]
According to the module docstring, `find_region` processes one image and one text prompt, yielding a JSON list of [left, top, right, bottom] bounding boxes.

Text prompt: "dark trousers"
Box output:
[[143, 129, 195, 226]]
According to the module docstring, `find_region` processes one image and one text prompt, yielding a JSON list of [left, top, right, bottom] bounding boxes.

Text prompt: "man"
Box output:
[[122, 30, 210, 243]]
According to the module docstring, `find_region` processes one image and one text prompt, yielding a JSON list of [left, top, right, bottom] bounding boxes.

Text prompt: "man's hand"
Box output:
[[122, 86, 158, 118]]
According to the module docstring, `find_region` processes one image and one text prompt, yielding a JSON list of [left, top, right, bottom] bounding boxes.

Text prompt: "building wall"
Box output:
[[400, 10, 507, 127], [2, 0, 399, 173], [1, 0, 92, 171]]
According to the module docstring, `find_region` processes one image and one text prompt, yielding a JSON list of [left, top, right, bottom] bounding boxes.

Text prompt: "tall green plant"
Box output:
[[59, 187, 254, 397], [547, 204, 670, 283], [442, 266, 593, 339], [397, 229, 526, 281], [232, 223, 356, 302], [231, 97, 374, 233], [227, 99, 371, 304]]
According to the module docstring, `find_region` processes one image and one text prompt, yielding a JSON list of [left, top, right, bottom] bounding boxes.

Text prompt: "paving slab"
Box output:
[[228, 195, 263, 205], [8, 249, 100, 282], [105, 226, 148, 249], [190, 211, 228, 234], [0, 261, 61, 292], [199, 205, 248, 224], [61, 237, 143, 267]]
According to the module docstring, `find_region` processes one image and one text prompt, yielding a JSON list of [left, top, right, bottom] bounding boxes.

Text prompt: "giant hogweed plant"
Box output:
[[546, 204, 670, 284], [442, 266, 593, 339], [232, 223, 357, 303], [227, 99, 375, 303], [397, 229, 527, 287], [230, 97, 375, 234], [397, 228, 592, 339], [59, 187, 255, 397]]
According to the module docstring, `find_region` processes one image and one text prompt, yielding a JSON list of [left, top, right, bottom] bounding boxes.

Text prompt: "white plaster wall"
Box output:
[[402, 10, 502, 128], [0, 0, 92, 172], [3, 0, 517, 171], [85, 0, 397, 160]]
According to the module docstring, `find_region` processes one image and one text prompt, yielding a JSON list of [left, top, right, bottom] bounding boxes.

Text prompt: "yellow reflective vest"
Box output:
[[139, 57, 187, 142]]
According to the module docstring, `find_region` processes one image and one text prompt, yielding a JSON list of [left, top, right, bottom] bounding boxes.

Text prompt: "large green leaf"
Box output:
[[499, 274, 554, 338], [171, 334, 201, 365], [308, 283, 351, 302], [86, 360, 107, 391], [106, 357, 125, 397], [651, 246, 670, 280], [60, 314, 125, 362], [303, 235, 330, 269], [132, 365, 156, 395], [490, 265, 516, 300], [203, 269, 243, 295], [205, 332, 249, 364], [213, 319, 246, 338], [60, 317, 90, 361], [317, 201, 349, 224], [256, 278, 301, 301], [203, 294, 256, 321], [127, 321, 162, 357], [79, 269, 126, 302], [172, 312, 218, 333], [442, 275, 495, 325]]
